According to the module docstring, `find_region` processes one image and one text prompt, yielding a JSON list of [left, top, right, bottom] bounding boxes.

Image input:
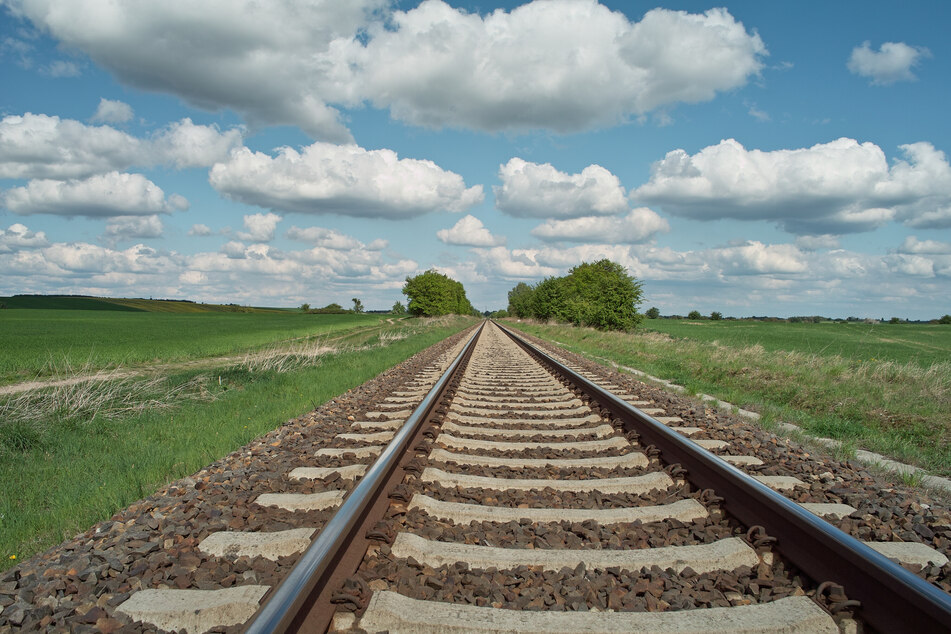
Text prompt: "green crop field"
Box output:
[[642, 319, 951, 367], [0, 309, 387, 383]]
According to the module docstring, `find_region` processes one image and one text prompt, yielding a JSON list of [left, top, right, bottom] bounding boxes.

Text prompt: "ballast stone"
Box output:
[[753, 476, 806, 491], [799, 503, 857, 520]]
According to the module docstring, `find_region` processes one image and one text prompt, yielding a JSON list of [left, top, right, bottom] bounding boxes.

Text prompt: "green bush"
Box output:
[[311, 303, 349, 314], [561, 260, 643, 330], [646, 307, 660, 319], [506, 259, 644, 331], [688, 310, 702, 320]]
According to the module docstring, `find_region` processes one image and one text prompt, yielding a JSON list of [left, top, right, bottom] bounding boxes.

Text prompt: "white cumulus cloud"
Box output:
[[355, 2, 766, 132], [92, 98, 133, 124], [102, 214, 164, 245], [8, 1, 766, 137], [0, 113, 243, 179], [495, 158, 627, 218], [150, 118, 245, 169], [18, 242, 176, 277], [897, 236, 951, 255], [45, 60, 81, 77], [531, 208, 669, 244], [707, 241, 807, 275], [2, 172, 188, 217], [189, 224, 213, 237], [209, 142, 483, 219], [4, 0, 384, 142], [437, 215, 505, 247], [0, 223, 49, 253], [236, 212, 281, 243], [479, 246, 560, 280], [286, 225, 373, 250], [179, 270, 207, 285], [885, 254, 935, 277], [633, 138, 951, 234], [848, 41, 930, 85], [794, 235, 840, 251], [0, 113, 141, 179]]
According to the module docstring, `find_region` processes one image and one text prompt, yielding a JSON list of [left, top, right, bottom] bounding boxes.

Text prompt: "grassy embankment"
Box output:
[[508, 319, 951, 477], [0, 309, 475, 569]]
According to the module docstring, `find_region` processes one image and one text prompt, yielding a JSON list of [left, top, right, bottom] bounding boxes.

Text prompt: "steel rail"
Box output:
[[496, 321, 951, 634], [244, 322, 484, 634]]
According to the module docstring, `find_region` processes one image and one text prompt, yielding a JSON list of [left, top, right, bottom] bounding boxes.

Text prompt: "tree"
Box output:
[[490, 309, 508, 318], [889, 317, 901, 324], [645, 306, 660, 319], [710, 311, 723, 320], [688, 310, 702, 319], [402, 270, 474, 316], [531, 276, 568, 321], [507, 259, 644, 331], [300, 303, 310, 312], [507, 282, 535, 318], [391, 301, 406, 315], [940, 314, 951, 324], [351, 297, 364, 313]]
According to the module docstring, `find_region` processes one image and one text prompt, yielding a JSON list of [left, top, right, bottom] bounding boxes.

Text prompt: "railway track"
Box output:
[[4, 320, 951, 632]]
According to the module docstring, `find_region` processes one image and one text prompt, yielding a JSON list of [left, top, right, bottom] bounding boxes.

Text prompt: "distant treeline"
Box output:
[[641, 309, 951, 325], [0, 295, 286, 314]]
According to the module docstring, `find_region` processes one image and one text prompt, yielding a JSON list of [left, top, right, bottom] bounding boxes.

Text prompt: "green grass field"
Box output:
[[508, 319, 951, 477], [642, 319, 951, 367], [0, 310, 387, 383], [0, 313, 476, 569]]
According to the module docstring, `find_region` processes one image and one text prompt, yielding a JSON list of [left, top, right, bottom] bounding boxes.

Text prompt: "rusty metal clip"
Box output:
[[699, 489, 724, 505], [664, 463, 687, 477], [746, 525, 777, 548]]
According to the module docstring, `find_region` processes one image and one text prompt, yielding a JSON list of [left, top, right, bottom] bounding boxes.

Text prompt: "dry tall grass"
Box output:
[[0, 365, 213, 451], [239, 340, 338, 373], [1, 366, 211, 424]]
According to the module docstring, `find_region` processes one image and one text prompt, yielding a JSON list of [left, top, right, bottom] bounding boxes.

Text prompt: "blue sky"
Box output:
[[1, 0, 950, 319]]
